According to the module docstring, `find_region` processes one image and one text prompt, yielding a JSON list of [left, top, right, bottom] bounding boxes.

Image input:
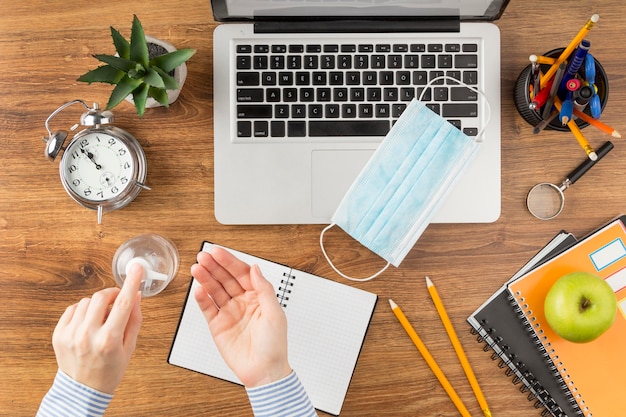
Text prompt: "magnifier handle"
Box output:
[[567, 141, 614, 185]]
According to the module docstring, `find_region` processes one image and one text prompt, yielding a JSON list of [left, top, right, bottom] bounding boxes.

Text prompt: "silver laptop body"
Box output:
[[213, 0, 507, 224]]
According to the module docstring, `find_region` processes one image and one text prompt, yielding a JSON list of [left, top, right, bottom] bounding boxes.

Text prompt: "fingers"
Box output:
[[250, 264, 278, 307], [104, 262, 144, 337], [192, 248, 249, 307], [193, 284, 219, 323], [57, 303, 79, 327], [191, 261, 231, 308], [123, 291, 142, 352], [83, 288, 121, 327], [209, 247, 253, 290]]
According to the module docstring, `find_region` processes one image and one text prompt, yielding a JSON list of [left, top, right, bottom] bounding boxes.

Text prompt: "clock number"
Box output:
[[72, 179, 80, 187], [71, 150, 80, 160], [123, 162, 131, 170], [120, 176, 128, 185], [108, 138, 116, 146], [68, 164, 77, 173], [80, 139, 89, 148], [84, 188, 92, 197], [118, 148, 127, 156], [97, 191, 104, 199], [111, 186, 119, 194]]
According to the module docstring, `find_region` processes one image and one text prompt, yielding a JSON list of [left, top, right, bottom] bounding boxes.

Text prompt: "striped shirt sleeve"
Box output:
[[37, 369, 113, 417], [245, 371, 318, 417]]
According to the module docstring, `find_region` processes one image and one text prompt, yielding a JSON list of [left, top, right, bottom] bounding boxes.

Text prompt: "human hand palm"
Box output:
[[192, 248, 291, 387]]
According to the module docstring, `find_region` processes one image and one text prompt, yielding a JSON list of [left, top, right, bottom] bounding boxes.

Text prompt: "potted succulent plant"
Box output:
[[77, 15, 196, 117]]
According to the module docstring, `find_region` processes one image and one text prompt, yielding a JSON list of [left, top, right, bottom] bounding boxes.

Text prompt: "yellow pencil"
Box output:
[[426, 277, 492, 417], [388, 299, 472, 417], [540, 14, 599, 89], [535, 55, 556, 65], [567, 118, 597, 161], [553, 97, 598, 160], [573, 108, 622, 138]]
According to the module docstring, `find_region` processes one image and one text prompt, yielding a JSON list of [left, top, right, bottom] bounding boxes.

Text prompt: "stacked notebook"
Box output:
[[468, 215, 626, 417], [168, 242, 378, 416]]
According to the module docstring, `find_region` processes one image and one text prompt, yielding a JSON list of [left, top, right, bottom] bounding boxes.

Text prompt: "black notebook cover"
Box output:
[[467, 232, 581, 417]]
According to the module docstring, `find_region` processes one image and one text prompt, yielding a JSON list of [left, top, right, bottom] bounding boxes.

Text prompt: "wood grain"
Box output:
[[1, 1, 625, 416]]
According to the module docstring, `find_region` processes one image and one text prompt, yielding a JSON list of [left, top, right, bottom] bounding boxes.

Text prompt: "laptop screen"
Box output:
[[211, 0, 509, 22]]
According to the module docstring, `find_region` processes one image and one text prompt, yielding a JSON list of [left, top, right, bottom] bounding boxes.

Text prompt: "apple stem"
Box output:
[[580, 297, 591, 312]]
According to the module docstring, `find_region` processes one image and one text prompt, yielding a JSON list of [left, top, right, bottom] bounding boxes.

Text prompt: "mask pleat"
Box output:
[[331, 99, 482, 266], [348, 111, 442, 238]]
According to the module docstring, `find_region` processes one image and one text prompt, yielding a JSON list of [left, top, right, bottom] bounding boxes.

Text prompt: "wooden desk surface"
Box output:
[[2, 1, 625, 416]]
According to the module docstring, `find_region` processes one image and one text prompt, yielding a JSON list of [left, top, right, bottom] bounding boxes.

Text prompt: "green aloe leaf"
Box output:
[[94, 54, 141, 73], [153, 66, 179, 90], [110, 27, 130, 59], [106, 76, 143, 111], [132, 83, 150, 117], [150, 48, 195, 73], [149, 86, 170, 107], [76, 65, 125, 84], [142, 68, 166, 89], [129, 15, 149, 67]]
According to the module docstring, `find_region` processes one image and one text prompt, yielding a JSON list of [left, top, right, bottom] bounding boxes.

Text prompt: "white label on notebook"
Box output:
[[590, 238, 626, 271]]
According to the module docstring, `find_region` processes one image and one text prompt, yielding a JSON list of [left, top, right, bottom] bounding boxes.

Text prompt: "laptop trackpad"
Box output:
[[311, 149, 374, 219]]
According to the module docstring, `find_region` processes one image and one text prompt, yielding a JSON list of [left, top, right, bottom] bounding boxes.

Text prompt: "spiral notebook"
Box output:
[[507, 216, 626, 417], [468, 231, 580, 417], [168, 242, 378, 416]]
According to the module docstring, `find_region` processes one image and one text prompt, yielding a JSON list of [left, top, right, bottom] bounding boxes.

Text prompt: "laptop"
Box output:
[[212, 0, 507, 225]]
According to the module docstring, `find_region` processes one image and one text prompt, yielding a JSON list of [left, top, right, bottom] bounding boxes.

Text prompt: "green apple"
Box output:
[[544, 271, 617, 343]]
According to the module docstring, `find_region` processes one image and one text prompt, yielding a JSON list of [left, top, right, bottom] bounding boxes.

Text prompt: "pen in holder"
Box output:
[[514, 47, 609, 132]]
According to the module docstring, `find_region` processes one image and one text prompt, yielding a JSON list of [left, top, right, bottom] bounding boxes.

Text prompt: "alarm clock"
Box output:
[[42, 99, 150, 224]]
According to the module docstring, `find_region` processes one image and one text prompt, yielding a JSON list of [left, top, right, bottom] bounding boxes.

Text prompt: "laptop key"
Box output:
[[455, 55, 478, 68], [237, 105, 272, 118], [237, 88, 264, 102], [309, 120, 389, 136], [451, 86, 478, 101], [237, 121, 251, 137], [270, 121, 285, 138], [237, 72, 259, 86], [254, 121, 269, 137], [442, 103, 478, 117], [288, 121, 306, 137]]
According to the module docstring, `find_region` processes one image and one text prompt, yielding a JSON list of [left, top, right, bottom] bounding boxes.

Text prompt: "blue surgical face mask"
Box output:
[[321, 97, 483, 281]]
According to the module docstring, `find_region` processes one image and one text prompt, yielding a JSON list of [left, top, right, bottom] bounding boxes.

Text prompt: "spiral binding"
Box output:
[[276, 271, 295, 307], [470, 305, 577, 417], [508, 292, 584, 416]]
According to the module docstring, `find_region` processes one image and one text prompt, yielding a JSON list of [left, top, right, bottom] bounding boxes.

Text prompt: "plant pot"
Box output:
[[124, 35, 188, 109]]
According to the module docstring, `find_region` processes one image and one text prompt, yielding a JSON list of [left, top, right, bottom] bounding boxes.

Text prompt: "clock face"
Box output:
[[61, 132, 136, 202]]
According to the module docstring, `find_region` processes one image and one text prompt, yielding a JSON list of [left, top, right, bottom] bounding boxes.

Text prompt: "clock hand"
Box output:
[[80, 148, 102, 170]]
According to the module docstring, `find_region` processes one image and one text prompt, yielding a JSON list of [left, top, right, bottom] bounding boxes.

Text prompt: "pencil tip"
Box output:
[[388, 299, 397, 309], [613, 131, 622, 138], [591, 13, 600, 22], [425, 276, 433, 287]]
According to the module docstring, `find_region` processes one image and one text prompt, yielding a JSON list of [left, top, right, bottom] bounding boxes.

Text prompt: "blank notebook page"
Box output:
[[168, 242, 378, 416]]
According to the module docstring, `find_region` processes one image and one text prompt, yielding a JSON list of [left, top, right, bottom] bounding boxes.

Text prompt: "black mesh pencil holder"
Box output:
[[513, 47, 609, 131]]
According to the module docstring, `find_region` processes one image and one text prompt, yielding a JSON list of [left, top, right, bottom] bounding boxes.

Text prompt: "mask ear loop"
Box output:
[[320, 223, 391, 282], [419, 75, 492, 143]]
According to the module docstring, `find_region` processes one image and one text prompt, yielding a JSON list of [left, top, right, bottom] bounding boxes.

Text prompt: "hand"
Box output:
[[51, 263, 143, 394], [191, 247, 292, 388]]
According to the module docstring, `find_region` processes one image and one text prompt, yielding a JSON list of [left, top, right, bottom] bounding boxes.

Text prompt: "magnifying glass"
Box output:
[[527, 141, 614, 220]]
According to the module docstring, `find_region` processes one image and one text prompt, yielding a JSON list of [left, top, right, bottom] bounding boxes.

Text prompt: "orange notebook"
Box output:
[[507, 216, 626, 417]]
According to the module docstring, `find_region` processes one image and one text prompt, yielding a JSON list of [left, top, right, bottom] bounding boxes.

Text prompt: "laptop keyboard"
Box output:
[[234, 41, 480, 139]]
